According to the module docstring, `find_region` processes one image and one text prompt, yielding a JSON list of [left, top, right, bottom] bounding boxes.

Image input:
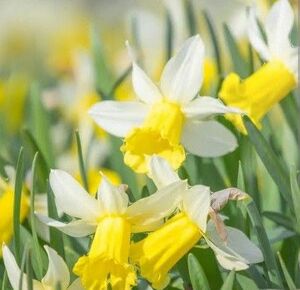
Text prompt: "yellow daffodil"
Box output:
[[0, 75, 28, 134], [48, 19, 90, 74], [46, 53, 109, 174], [3, 244, 83, 290], [0, 167, 29, 257], [37, 169, 186, 289], [130, 186, 210, 289], [130, 156, 263, 289], [51, 52, 104, 140], [219, 0, 298, 133], [90, 35, 241, 173]]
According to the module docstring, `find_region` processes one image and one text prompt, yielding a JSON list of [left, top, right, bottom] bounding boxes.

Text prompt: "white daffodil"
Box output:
[[37, 169, 187, 289], [89, 35, 241, 173], [130, 182, 212, 289], [2, 244, 82, 290], [247, 0, 297, 76], [219, 0, 298, 133], [131, 156, 263, 289]]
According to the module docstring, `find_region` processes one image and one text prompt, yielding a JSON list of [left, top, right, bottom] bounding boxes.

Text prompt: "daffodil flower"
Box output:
[[2, 244, 82, 290], [219, 0, 298, 133], [37, 169, 187, 289], [130, 156, 263, 289], [89, 35, 241, 173]]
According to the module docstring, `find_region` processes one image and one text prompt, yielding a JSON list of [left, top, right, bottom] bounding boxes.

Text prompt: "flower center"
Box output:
[[121, 100, 186, 173], [130, 212, 202, 289], [219, 60, 296, 134], [73, 216, 136, 290]]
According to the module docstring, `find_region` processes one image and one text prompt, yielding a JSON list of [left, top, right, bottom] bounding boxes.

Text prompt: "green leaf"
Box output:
[[237, 162, 245, 190], [108, 65, 132, 99], [290, 166, 300, 230], [248, 43, 255, 74], [188, 253, 211, 290], [75, 130, 89, 192], [22, 129, 50, 189], [240, 136, 260, 211], [29, 152, 44, 280], [1, 272, 8, 290], [19, 226, 46, 282], [203, 11, 222, 77], [130, 14, 143, 68], [242, 197, 283, 288], [236, 273, 259, 290], [263, 211, 295, 232], [165, 9, 173, 61], [277, 252, 297, 290], [25, 250, 33, 290], [246, 266, 267, 289], [220, 270, 235, 290], [19, 244, 28, 290], [243, 116, 292, 210], [141, 185, 150, 198], [47, 181, 65, 259], [280, 93, 299, 140], [184, 0, 197, 36], [0, 154, 10, 178], [195, 157, 226, 191], [91, 28, 113, 96], [223, 24, 249, 77], [108, 136, 139, 199], [13, 147, 25, 265], [29, 83, 54, 167]]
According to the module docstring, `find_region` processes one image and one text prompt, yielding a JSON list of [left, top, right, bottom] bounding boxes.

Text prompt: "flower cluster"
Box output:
[[4, 156, 263, 290], [0, 0, 298, 289]]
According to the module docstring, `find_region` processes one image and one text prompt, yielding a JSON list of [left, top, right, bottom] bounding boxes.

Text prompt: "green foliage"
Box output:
[[188, 253, 211, 290], [13, 147, 25, 264]]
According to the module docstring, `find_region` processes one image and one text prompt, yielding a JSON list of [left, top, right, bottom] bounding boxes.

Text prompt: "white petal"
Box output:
[[97, 175, 129, 214], [89, 101, 148, 137], [68, 278, 84, 290], [148, 156, 180, 189], [182, 120, 238, 157], [160, 35, 205, 103], [285, 47, 298, 77], [36, 214, 96, 237], [2, 245, 42, 290], [50, 170, 100, 220], [132, 63, 162, 104], [265, 0, 294, 57], [183, 96, 242, 120], [205, 223, 264, 271], [214, 254, 249, 271], [35, 215, 50, 243], [247, 8, 270, 61], [127, 180, 187, 232], [42, 246, 70, 289], [182, 185, 210, 232]]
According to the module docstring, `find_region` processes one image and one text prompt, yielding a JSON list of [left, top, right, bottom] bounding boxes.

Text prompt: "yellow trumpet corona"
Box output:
[[73, 215, 136, 290], [121, 101, 186, 173], [219, 60, 296, 134], [130, 212, 202, 289]]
